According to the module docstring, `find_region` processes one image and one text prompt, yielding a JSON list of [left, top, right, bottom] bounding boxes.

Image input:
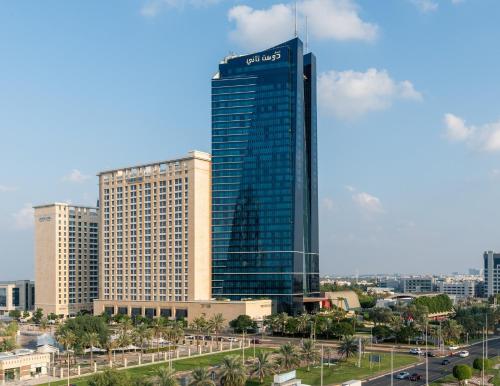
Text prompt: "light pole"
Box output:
[[425, 322, 429, 386], [320, 344, 324, 386], [390, 346, 394, 386]]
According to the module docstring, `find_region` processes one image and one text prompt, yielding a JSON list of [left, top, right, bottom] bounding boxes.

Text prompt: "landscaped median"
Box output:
[[39, 349, 420, 386], [247, 352, 421, 386]]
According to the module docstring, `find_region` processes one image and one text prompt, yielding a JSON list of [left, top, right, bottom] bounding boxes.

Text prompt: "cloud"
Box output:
[[352, 192, 384, 213], [322, 197, 335, 211], [141, 0, 221, 17], [12, 203, 34, 230], [318, 68, 422, 119], [298, 0, 378, 41], [63, 169, 91, 183], [0, 185, 17, 192], [227, 0, 378, 51], [443, 113, 474, 141], [443, 113, 500, 152], [411, 0, 465, 12], [411, 0, 438, 12]]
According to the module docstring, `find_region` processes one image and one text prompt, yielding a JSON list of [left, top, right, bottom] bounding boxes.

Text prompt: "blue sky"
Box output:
[[1, 0, 500, 279]]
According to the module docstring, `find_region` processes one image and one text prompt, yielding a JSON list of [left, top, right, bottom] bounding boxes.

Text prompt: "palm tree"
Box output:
[[209, 313, 225, 342], [102, 333, 117, 363], [219, 355, 247, 386], [117, 331, 132, 364], [191, 314, 209, 347], [276, 313, 289, 336], [337, 337, 358, 361], [55, 326, 77, 373], [134, 324, 152, 352], [296, 314, 310, 337], [83, 332, 100, 366], [189, 367, 215, 386], [301, 339, 319, 371], [251, 351, 274, 383], [277, 343, 299, 371], [155, 366, 179, 386], [151, 318, 166, 352]]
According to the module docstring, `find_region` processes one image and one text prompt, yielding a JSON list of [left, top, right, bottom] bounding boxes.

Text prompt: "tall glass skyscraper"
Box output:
[[211, 38, 319, 314]]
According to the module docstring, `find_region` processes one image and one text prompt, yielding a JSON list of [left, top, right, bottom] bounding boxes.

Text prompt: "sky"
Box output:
[[1, 0, 500, 279]]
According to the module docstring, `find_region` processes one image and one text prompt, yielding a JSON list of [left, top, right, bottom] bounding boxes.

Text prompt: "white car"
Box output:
[[449, 345, 459, 350], [185, 335, 195, 340], [458, 350, 469, 358], [395, 372, 411, 380], [226, 337, 239, 342], [409, 348, 423, 355]]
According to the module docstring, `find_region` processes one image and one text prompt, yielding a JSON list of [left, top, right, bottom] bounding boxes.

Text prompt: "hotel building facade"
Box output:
[[34, 203, 99, 317], [211, 37, 320, 314], [93, 151, 213, 318]]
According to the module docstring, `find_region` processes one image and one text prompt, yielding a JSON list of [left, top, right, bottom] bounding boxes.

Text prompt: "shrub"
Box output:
[[473, 358, 492, 371], [453, 364, 472, 385]]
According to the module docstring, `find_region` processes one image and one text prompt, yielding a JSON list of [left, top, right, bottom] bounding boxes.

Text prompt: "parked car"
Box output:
[[185, 335, 195, 340], [250, 338, 261, 344], [441, 359, 451, 365], [409, 373, 423, 381], [395, 372, 410, 380], [226, 337, 239, 342], [409, 348, 422, 355], [458, 350, 469, 358], [448, 345, 459, 350]]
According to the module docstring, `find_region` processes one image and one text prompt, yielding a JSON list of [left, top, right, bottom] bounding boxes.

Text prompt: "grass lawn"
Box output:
[[246, 352, 420, 386], [39, 348, 271, 386]]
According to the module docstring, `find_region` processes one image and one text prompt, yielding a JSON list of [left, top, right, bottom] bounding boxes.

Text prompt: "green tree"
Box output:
[[296, 314, 310, 337], [155, 366, 179, 386], [22, 311, 30, 319], [453, 364, 472, 385], [251, 351, 275, 383], [88, 368, 130, 386], [150, 318, 165, 352], [368, 308, 393, 325], [277, 343, 299, 371], [229, 315, 257, 333], [337, 337, 358, 361], [189, 367, 215, 386], [301, 339, 319, 371], [133, 324, 152, 352], [219, 355, 247, 386]]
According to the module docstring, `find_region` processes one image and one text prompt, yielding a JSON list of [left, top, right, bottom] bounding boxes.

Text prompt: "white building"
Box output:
[[0, 280, 35, 316]]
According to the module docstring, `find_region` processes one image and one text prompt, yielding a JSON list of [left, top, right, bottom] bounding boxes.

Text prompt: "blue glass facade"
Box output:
[[211, 38, 319, 314]]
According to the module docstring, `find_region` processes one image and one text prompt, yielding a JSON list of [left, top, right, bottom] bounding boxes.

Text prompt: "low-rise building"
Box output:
[[436, 279, 479, 298], [0, 352, 50, 384], [402, 277, 434, 293], [93, 298, 272, 325], [0, 280, 35, 316]]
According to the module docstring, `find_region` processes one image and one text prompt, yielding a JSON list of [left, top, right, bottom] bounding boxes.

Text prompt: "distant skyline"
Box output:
[[2, 0, 500, 279]]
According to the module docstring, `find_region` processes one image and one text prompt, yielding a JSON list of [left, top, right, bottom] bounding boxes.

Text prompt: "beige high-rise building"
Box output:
[[94, 151, 211, 318], [34, 203, 99, 317]]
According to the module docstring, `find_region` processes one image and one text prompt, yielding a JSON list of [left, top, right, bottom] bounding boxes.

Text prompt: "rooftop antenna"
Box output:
[[305, 16, 309, 53], [294, 0, 298, 37]]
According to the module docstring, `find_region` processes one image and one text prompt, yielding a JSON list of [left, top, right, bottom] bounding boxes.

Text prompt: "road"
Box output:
[[364, 337, 500, 385]]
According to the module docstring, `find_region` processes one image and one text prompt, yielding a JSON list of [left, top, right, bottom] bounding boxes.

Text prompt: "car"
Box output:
[[185, 335, 195, 340], [409, 373, 423, 381], [250, 338, 261, 344], [449, 345, 459, 350], [227, 337, 239, 342], [425, 351, 436, 357], [441, 359, 451, 365], [409, 348, 423, 355], [458, 350, 469, 358], [395, 372, 411, 380]]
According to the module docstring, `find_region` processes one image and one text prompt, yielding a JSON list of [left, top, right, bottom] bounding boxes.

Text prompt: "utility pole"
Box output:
[[358, 337, 362, 368]]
